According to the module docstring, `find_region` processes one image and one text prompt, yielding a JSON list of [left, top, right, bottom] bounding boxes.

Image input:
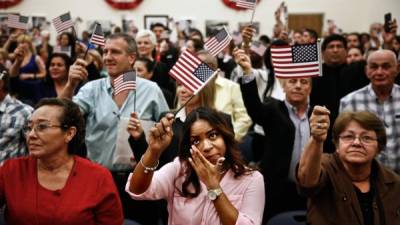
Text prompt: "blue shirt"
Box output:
[[285, 100, 310, 182], [73, 76, 169, 171]]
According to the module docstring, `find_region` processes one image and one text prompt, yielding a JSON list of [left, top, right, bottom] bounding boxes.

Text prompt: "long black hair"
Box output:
[[177, 107, 251, 198]]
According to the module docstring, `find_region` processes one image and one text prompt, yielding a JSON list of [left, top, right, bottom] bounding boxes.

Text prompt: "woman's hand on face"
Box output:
[[188, 145, 223, 189], [13, 46, 25, 62], [127, 112, 144, 140], [310, 106, 330, 143], [148, 113, 174, 157]]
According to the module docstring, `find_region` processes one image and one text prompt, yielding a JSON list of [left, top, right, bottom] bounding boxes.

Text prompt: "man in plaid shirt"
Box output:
[[339, 50, 400, 173], [0, 69, 32, 164]]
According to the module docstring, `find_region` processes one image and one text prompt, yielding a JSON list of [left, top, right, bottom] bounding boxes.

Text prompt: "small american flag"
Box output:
[[169, 50, 216, 95], [7, 14, 29, 30], [113, 71, 136, 96], [235, 0, 256, 10], [90, 23, 105, 47], [204, 27, 232, 57], [53, 46, 72, 57], [250, 41, 267, 57], [52, 12, 74, 34], [271, 43, 322, 78]]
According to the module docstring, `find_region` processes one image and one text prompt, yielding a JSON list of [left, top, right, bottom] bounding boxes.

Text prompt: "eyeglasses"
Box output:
[[24, 122, 67, 135], [339, 134, 377, 145]]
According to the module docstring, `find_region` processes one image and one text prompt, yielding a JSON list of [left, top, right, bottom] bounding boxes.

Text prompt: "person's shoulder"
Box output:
[[137, 76, 162, 91], [75, 156, 111, 177], [216, 76, 239, 88], [4, 96, 33, 115], [1, 156, 32, 172], [341, 85, 369, 101]]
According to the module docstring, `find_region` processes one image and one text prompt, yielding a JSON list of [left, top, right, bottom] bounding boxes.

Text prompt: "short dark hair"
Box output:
[[35, 98, 85, 155], [108, 33, 138, 55], [178, 107, 250, 198], [322, 34, 347, 51], [303, 28, 318, 40], [136, 57, 155, 73], [332, 111, 387, 152], [150, 23, 166, 31]]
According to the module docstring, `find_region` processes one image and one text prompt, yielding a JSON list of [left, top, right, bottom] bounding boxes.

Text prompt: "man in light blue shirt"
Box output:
[[61, 33, 169, 171]]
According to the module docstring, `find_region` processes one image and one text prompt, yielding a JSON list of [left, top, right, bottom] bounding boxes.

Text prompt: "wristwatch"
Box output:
[[207, 187, 223, 201]]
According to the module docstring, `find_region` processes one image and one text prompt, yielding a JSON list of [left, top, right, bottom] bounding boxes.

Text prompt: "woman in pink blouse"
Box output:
[[126, 107, 265, 225]]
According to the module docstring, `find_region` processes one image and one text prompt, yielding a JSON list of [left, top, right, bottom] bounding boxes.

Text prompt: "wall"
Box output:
[[2, 0, 399, 41]]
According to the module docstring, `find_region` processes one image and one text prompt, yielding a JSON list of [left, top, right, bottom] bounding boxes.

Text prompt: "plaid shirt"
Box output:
[[0, 95, 33, 164], [339, 84, 400, 172]]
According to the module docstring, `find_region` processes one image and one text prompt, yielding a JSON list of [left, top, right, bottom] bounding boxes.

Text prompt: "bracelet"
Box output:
[[140, 155, 159, 174]]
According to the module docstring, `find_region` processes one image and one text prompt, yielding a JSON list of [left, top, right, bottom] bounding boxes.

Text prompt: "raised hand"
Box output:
[[127, 112, 144, 140], [147, 113, 174, 157], [188, 145, 223, 189], [68, 59, 88, 87], [241, 26, 255, 48], [13, 46, 25, 62], [232, 47, 252, 74], [309, 106, 330, 143], [383, 19, 398, 48]]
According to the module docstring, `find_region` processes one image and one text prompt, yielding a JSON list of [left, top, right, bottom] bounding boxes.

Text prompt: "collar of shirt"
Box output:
[[366, 83, 399, 101], [175, 108, 187, 122], [284, 99, 310, 120]]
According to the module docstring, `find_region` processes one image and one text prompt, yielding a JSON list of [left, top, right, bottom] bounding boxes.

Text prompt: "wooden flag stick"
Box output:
[[173, 94, 196, 118], [250, 5, 257, 25]]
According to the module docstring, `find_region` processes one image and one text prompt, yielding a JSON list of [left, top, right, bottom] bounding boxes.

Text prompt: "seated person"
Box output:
[[126, 107, 265, 225], [0, 98, 123, 225], [297, 107, 400, 225]]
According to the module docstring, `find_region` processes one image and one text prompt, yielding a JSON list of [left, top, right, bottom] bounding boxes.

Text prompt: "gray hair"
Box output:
[[108, 33, 138, 55], [136, 29, 157, 46]]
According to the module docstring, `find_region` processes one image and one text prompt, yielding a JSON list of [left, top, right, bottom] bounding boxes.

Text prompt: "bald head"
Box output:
[[366, 49, 398, 91], [367, 49, 397, 65]]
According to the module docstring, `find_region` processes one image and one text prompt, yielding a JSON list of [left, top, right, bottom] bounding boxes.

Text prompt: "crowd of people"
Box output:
[[0, 7, 399, 225]]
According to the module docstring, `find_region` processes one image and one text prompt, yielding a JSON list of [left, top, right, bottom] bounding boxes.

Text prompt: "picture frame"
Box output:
[[144, 15, 169, 30]]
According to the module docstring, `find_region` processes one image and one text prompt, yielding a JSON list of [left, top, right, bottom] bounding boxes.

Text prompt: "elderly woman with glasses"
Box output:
[[0, 98, 123, 225], [297, 107, 400, 225]]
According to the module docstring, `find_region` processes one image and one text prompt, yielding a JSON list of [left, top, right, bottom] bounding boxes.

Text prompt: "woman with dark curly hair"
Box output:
[[126, 107, 265, 225], [0, 98, 123, 225]]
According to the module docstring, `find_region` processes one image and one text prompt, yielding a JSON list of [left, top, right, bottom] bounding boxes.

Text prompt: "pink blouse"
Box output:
[[126, 158, 265, 225]]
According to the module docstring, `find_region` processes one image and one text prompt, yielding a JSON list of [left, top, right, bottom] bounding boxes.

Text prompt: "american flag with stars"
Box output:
[[52, 12, 74, 34], [169, 50, 217, 95], [204, 27, 232, 57], [7, 14, 29, 30], [113, 71, 136, 96], [271, 43, 322, 78], [235, 0, 257, 10], [90, 23, 105, 47]]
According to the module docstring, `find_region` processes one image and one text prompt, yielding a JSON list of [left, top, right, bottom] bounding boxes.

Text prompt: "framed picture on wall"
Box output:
[[144, 15, 169, 30]]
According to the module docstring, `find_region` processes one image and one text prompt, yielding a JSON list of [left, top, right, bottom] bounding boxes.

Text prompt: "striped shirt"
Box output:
[[339, 84, 400, 172]]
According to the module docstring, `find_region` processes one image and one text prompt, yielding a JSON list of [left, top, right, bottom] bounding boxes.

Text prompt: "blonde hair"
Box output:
[[17, 34, 35, 54]]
